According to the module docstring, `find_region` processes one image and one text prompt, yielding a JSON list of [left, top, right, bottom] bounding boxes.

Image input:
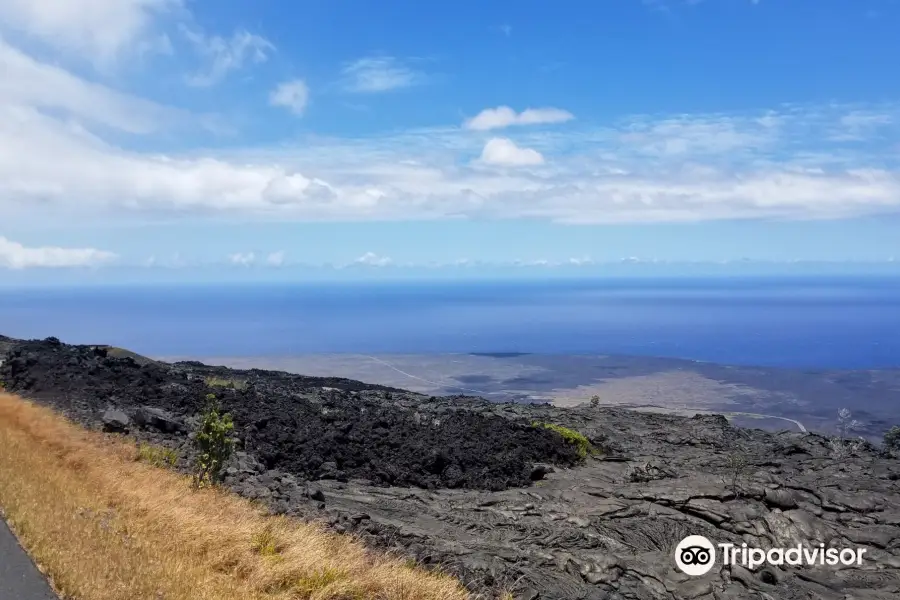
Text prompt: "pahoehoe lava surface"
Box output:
[[0, 337, 581, 490], [4, 335, 900, 600]]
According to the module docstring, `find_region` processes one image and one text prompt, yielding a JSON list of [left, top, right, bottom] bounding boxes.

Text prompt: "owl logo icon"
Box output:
[[675, 535, 716, 576]]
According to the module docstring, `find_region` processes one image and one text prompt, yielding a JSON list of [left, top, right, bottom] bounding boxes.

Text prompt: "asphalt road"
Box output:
[[0, 518, 57, 600]]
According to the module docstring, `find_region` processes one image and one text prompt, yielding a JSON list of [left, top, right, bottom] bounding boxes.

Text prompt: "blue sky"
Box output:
[[1, 0, 900, 281]]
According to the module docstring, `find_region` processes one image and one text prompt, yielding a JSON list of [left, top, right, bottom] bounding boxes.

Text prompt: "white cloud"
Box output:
[[0, 1, 274, 84], [2, 35, 900, 227], [5, 99, 900, 224], [840, 112, 892, 129], [830, 110, 893, 141], [464, 106, 575, 131], [146, 252, 186, 268], [0, 102, 347, 218], [270, 79, 309, 116], [353, 252, 392, 267], [340, 56, 422, 93], [4, 96, 900, 224], [0, 236, 116, 269], [618, 114, 776, 156], [181, 26, 275, 87], [479, 137, 545, 166], [0, 0, 180, 66], [0, 38, 184, 134], [228, 252, 255, 266], [226, 250, 287, 267]]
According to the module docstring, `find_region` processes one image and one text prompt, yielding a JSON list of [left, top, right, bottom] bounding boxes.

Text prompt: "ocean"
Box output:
[[2, 276, 900, 369]]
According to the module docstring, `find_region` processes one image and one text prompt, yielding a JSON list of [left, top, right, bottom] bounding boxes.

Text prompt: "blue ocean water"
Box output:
[[2, 276, 900, 369]]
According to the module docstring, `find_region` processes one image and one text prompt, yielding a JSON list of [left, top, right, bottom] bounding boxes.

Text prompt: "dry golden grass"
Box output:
[[0, 393, 470, 600]]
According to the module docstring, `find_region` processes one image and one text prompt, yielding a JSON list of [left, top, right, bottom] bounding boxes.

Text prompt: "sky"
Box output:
[[2, 0, 900, 282]]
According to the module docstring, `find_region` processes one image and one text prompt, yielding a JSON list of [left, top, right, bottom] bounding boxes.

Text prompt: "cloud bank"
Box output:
[[1, 3, 900, 229], [0, 237, 116, 269], [4, 92, 899, 225]]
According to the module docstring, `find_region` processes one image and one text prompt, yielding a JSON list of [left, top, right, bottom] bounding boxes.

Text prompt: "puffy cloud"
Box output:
[[262, 173, 337, 206], [479, 137, 545, 166], [464, 106, 574, 131], [270, 79, 309, 116], [266, 251, 285, 266], [352, 252, 392, 267], [0, 236, 116, 269], [340, 56, 423, 93]]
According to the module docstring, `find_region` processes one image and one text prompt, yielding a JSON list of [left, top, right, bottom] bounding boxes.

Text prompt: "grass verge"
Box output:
[[0, 393, 469, 600]]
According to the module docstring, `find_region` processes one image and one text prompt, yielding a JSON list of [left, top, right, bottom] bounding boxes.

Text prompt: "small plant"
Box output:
[[837, 408, 861, 441], [829, 436, 866, 460], [722, 452, 749, 498], [192, 394, 236, 488], [830, 408, 864, 460], [251, 525, 282, 558], [590, 395, 600, 408], [884, 426, 900, 456], [135, 442, 178, 468], [532, 422, 599, 459]]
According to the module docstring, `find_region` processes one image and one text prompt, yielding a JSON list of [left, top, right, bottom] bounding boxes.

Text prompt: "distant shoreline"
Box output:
[[158, 352, 899, 440]]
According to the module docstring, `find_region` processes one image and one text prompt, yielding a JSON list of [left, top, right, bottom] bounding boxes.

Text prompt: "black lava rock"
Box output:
[[0, 338, 582, 490]]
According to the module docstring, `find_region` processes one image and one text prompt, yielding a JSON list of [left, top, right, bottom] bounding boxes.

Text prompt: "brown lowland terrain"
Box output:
[[172, 352, 900, 440]]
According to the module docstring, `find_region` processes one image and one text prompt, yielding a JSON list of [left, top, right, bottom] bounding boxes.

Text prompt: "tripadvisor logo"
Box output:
[[674, 535, 868, 576], [675, 536, 717, 576]]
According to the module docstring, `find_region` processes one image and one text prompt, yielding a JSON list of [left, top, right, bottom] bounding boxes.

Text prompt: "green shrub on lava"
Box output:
[[532, 422, 599, 460]]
